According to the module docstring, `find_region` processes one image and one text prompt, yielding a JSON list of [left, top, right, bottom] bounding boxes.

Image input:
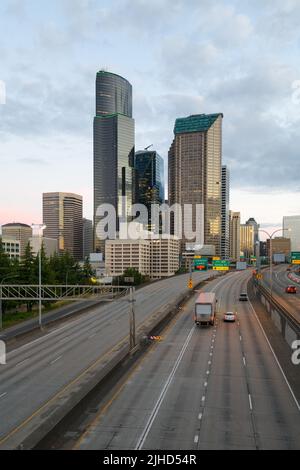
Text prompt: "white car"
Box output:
[[223, 312, 236, 322]]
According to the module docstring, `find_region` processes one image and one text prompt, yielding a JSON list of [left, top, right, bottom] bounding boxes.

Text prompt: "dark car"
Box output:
[[286, 285, 297, 294], [239, 293, 249, 301]]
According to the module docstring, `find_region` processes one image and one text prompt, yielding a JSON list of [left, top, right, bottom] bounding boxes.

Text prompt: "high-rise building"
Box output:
[[1, 222, 32, 257], [229, 211, 241, 261], [168, 113, 223, 254], [134, 149, 164, 230], [246, 217, 259, 246], [283, 215, 300, 251], [221, 165, 230, 259], [240, 223, 255, 260], [83, 218, 93, 259], [43, 192, 83, 261], [93, 71, 135, 254]]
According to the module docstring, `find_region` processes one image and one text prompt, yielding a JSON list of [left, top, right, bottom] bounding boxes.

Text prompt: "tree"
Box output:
[[119, 267, 145, 286]]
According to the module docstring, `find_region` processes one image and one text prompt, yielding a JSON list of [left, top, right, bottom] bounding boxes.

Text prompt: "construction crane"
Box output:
[[144, 144, 153, 151]]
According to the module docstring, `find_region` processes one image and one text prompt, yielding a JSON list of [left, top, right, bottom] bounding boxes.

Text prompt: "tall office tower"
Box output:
[[168, 113, 223, 254], [83, 218, 93, 259], [246, 217, 260, 247], [134, 149, 164, 231], [93, 71, 135, 253], [240, 223, 255, 260], [229, 211, 241, 261], [221, 165, 230, 259], [1, 223, 32, 257], [43, 192, 83, 261], [283, 215, 300, 251]]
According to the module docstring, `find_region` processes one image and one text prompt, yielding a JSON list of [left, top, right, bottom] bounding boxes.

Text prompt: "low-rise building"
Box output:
[[2, 237, 21, 260]]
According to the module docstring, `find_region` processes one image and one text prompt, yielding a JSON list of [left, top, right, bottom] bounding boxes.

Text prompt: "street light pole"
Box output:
[[258, 227, 290, 299], [32, 223, 46, 330]]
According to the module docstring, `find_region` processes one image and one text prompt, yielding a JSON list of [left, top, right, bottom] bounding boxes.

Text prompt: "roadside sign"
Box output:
[[256, 273, 262, 280], [212, 259, 230, 271], [188, 279, 193, 289], [291, 252, 300, 264], [213, 256, 220, 260], [124, 277, 134, 283]]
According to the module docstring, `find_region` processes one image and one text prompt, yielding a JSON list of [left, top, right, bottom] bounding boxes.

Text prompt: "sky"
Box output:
[[0, 0, 300, 240]]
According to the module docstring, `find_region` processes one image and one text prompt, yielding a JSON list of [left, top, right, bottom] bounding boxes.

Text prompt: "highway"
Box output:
[[74, 270, 300, 450], [261, 264, 300, 319], [0, 271, 216, 447]]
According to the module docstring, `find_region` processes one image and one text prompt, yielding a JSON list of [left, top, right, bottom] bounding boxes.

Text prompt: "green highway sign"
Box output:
[[291, 252, 300, 264], [193, 257, 208, 266], [212, 259, 230, 267]]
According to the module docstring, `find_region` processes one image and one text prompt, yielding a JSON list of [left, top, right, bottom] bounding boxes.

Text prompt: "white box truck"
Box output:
[[194, 292, 216, 326]]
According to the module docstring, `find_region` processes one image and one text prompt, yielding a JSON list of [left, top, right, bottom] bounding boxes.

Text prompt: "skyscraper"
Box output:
[[168, 113, 223, 254], [134, 149, 164, 231], [83, 218, 93, 259], [240, 223, 255, 260], [246, 217, 260, 246], [93, 71, 135, 253], [229, 211, 241, 261], [221, 165, 230, 259], [43, 192, 83, 261]]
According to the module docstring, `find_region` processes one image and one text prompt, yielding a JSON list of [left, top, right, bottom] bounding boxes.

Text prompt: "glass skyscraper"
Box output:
[[134, 149, 164, 230], [93, 71, 135, 253], [168, 113, 223, 255]]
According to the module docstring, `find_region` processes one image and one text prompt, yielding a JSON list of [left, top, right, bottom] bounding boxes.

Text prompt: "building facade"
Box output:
[[240, 224, 255, 260], [29, 237, 58, 258], [83, 218, 93, 259], [1, 237, 20, 260], [43, 192, 83, 261], [93, 71, 135, 254], [1, 223, 32, 257], [221, 165, 230, 259], [105, 236, 179, 280], [283, 215, 300, 251], [168, 113, 223, 255], [134, 149, 164, 231], [229, 211, 241, 261], [266, 237, 291, 259]]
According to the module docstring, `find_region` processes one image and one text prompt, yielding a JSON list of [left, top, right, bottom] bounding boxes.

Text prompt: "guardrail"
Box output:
[[253, 279, 300, 346]]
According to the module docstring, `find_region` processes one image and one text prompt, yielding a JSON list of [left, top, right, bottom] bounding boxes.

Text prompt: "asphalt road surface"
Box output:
[[0, 271, 216, 446], [262, 264, 300, 320], [74, 270, 300, 450]]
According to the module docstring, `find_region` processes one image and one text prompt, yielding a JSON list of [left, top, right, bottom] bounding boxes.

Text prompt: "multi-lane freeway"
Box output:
[[262, 264, 300, 319], [0, 271, 216, 448], [74, 270, 300, 450]]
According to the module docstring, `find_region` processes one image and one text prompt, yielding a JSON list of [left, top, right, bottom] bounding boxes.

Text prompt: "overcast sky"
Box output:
[[0, 0, 299, 238]]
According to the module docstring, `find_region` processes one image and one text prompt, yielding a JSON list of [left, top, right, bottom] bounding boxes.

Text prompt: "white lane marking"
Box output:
[[243, 357, 246, 366], [16, 359, 28, 367], [247, 295, 300, 412], [209, 352, 213, 356], [201, 396, 206, 402], [198, 413, 202, 420], [208, 360, 212, 365], [0, 392, 7, 399], [50, 355, 62, 365], [248, 394, 253, 411], [194, 435, 199, 443], [211, 346, 214, 349], [88, 333, 97, 339], [240, 335, 242, 341], [135, 326, 195, 450], [204, 382, 208, 387], [206, 370, 210, 375]]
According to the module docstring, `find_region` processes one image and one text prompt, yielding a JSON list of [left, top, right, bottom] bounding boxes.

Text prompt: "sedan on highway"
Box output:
[[239, 293, 249, 301], [285, 285, 297, 294], [223, 312, 236, 322]]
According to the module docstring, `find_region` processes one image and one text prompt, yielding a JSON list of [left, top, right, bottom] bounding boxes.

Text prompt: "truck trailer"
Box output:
[[194, 292, 217, 326]]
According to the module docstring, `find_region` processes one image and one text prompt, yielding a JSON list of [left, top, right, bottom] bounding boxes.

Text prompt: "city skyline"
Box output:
[[0, 1, 299, 234]]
